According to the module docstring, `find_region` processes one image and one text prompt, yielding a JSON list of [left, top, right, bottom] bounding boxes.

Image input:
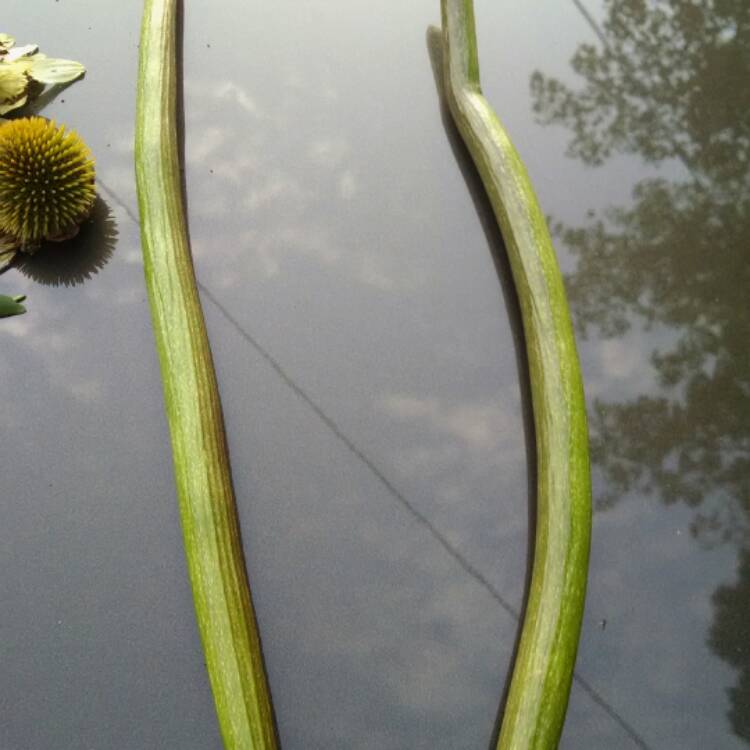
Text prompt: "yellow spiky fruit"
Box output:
[[0, 117, 95, 250]]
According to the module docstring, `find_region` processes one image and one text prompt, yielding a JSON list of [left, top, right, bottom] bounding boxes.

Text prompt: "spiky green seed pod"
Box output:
[[0, 117, 95, 250]]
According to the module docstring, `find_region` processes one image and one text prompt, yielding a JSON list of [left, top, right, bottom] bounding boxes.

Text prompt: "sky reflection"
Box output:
[[2, 1, 745, 748]]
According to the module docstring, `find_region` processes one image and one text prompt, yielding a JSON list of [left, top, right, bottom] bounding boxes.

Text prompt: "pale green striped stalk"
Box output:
[[135, 1, 277, 747], [440, 1, 592, 747]]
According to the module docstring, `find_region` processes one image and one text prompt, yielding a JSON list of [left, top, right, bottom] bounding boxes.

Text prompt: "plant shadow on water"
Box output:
[[532, 0, 750, 743], [426, 27, 539, 750], [21, 78, 81, 118], [14, 195, 117, 287]]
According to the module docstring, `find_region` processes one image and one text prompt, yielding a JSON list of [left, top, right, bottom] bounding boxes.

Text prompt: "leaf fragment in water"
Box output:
[[27, 56, 85, 85], [0, 293, 26, 318], [6, 44, 38, 61]]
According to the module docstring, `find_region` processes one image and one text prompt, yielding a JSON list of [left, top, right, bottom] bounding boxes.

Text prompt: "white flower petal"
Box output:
[[6, 44, 39, 62]]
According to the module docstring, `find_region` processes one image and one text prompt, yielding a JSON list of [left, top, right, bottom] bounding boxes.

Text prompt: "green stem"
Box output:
[[135, 1, 278, 747], [439, 1, 592, 747]]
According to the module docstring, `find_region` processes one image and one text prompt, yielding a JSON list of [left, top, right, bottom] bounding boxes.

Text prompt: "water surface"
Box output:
[[1, 1, 747, 748]]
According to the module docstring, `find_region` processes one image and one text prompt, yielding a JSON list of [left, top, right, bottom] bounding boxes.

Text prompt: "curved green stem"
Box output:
[[135, 1, 278, 747], [439, 1, 592, 747]]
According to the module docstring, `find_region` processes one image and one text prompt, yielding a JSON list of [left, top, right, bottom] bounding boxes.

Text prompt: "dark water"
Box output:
[[1, 1, 748, 748]]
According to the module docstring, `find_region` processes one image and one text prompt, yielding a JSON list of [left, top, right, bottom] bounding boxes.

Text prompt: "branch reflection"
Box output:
[[532, 0, 749, 742]]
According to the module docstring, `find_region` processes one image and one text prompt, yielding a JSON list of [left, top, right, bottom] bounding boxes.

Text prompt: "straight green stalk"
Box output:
[[440, 1, 592, 747], [135, 1, 278, 747]]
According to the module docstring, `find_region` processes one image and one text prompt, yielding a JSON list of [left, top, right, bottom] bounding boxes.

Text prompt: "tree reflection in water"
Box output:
[[531, 0, 749, 742]]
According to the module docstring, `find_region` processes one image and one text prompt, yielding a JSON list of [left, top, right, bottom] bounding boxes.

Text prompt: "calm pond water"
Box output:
[[2, 1, 748, 748]]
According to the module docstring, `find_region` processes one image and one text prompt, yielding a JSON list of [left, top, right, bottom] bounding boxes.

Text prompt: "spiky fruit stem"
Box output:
[[135, 1, 278, 747]]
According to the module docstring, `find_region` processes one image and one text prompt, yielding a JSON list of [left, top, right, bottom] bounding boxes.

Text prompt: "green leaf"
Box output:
[[28, 56, 85, 84], [0, 293, 26, 318]]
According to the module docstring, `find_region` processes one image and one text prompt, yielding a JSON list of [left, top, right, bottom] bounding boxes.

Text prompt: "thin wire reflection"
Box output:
[[98, 178, 652, 750]]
